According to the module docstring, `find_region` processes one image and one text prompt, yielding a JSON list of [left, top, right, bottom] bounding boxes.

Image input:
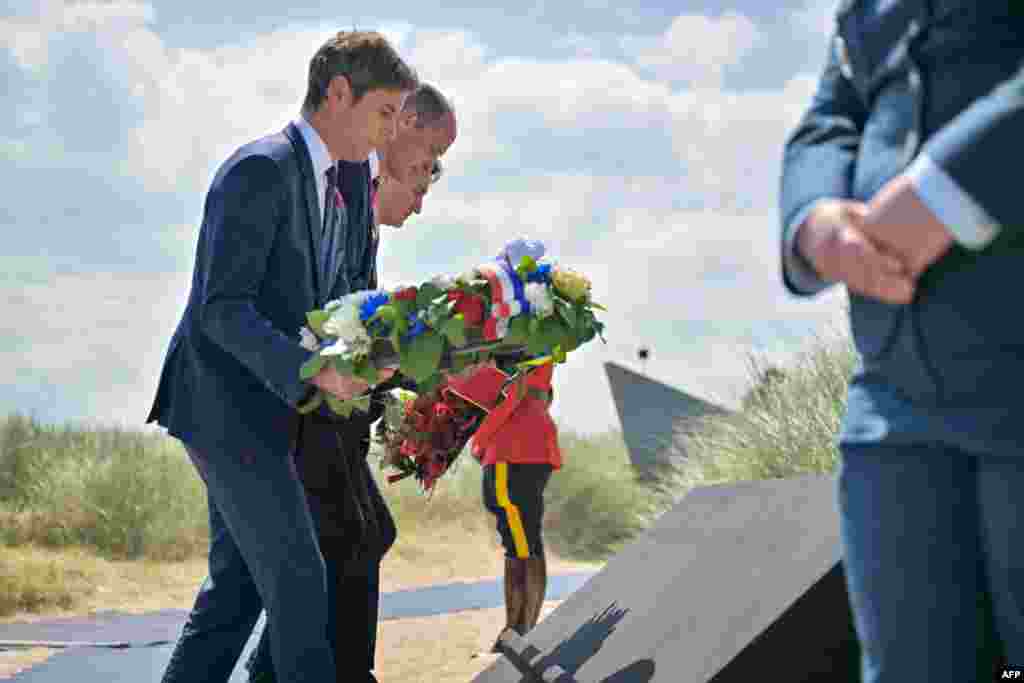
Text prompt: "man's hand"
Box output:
[[310, 365, 370, 401], [859, 174, 955, 280], [796, 199, 916, 305]]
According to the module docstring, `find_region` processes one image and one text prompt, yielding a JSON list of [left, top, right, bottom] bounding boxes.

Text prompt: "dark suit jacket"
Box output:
[[779, 0, 1024, 450], [148, 122, 358, 461]]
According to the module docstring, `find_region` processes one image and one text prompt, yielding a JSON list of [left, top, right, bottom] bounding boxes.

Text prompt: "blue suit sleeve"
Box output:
[[198, 155, 315, 408], [779, 33, 868, 296], [922, 63, 1024, 241]]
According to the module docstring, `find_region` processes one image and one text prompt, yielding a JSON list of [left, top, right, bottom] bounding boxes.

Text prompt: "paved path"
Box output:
[[0, 571, 595, 682]]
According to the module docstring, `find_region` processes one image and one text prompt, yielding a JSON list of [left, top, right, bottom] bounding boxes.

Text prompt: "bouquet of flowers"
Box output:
[[374, 382, 487, 492], [297, 238, 606, 417]]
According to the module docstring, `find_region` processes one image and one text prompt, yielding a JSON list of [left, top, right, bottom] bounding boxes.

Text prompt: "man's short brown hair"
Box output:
[[303, 31, 419, 114]]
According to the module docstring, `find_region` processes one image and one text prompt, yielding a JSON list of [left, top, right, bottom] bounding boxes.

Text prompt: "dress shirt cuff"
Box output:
[[783, 200, 833, 295], [906, 153, 1002, 251]]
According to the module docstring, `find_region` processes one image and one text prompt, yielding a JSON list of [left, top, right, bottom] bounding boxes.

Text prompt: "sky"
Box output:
[[0, 0, 850, 434]]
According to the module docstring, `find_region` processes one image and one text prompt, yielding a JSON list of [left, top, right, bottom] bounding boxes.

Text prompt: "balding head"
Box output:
[[404, 84, 454, 127], [380, 82, 457, 184]]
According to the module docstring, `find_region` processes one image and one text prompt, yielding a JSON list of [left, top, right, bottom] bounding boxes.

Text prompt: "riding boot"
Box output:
[[519, 554, 548, 634], [491, 557, 528, 653]]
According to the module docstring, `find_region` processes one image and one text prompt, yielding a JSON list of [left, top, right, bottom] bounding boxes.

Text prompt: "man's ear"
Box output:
[[398, 109, 418, 131], [327, 75, 354, 110]]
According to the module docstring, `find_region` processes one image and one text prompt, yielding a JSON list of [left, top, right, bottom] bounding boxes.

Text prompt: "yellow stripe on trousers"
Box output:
[[495, 462, 530, 558]]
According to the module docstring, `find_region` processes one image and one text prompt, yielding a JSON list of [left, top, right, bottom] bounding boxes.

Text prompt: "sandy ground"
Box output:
[[0, 601, 563, 682], [0, 541, 596, 681]]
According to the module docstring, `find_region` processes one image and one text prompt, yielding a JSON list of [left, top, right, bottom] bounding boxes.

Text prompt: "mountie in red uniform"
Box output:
[[446, 360, 559, 649]]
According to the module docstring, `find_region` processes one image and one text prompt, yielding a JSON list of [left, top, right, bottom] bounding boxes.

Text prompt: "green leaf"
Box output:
[[415, 283, 444, 309], [515, 255, 537, 281], [450, 353, 472, 374], [349, 395, 372, 414], [393, 298, 414, 320], [331, 356, 354, 376], [529, 317, 541, 336], [552, 345, 567, 364], [441, 314, 467, 347], [355, 359, 379, 385], [299, 354, 327, 381], [306, 310, 329, 337], [555, 300, 577, 330], [370, 304, 398, 326], [297, 391, 324, 414], [417, 374, 442, 396], [504, 316, 530, 346], [526, 331, 548, 357], [518, 255, 537, 272], [325, 394, 355, 418], [589, 301, 608, 312], [539, 316, 570, 351], [399, 331, 445, 384]]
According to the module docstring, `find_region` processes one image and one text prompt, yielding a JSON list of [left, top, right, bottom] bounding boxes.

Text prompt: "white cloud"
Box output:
[[624, 12, 761, 87], [0, 269, 190, 425]]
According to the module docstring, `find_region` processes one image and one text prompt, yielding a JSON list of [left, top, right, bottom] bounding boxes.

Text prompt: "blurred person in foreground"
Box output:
[[779, 2, 1023, 680]]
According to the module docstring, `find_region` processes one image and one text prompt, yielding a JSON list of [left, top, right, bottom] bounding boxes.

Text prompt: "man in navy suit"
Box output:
[[148, 31, 417, 683], [780, 2, 1023, 680], [243, 163, 443, 683]]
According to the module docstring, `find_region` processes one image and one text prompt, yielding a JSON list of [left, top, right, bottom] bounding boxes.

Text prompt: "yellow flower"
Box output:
[[551, 266, 591, 303]]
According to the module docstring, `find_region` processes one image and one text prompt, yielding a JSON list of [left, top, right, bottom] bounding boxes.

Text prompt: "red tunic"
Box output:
[[445, 362, 561, 469]]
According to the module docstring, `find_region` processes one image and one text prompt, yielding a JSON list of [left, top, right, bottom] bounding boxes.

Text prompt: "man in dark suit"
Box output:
[[244, 162, 444, 683], [780, 2, 1023, 680], [148, 31, 417, 683]]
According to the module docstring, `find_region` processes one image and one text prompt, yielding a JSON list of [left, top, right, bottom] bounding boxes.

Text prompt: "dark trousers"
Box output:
[[161, 444, 333, 683], [248, 415, 396, 681]]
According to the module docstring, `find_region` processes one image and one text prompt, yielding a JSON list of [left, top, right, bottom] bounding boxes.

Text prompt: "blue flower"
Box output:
[[527, 263, 552, 284], [359, 292, 390, 322], [402, 312, 429, 344]]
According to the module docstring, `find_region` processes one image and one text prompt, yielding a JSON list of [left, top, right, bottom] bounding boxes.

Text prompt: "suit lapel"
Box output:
[[284, 122, 324, 302]]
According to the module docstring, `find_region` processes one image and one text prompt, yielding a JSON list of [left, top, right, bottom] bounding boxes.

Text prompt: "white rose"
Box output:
[[430, 273, 456, 290], [524, 282, 554, 318], [299, 326, 319, 351]]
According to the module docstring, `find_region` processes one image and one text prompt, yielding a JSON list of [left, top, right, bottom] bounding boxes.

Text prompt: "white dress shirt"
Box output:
[[294, 116, 333, 222]]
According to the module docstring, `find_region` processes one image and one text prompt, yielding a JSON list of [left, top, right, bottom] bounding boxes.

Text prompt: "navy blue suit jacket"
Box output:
[[779, 1, 1024, 451], [148, 123, 375, 461]]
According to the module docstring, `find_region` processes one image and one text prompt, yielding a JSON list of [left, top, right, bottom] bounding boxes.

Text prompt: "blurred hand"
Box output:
[[311, 365, 369, 401], [860, 174, 955, 279], [797, 199, 916, 305]]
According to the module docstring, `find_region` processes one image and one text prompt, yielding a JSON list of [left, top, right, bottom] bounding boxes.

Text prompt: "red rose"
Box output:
[[393, 287, 418, 302], [434, 403, 454, 420], [447, 290, 486, 327]]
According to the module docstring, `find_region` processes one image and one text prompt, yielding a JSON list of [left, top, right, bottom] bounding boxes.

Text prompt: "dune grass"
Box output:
[[672, 332, 856, 488], [0, 411, 663, 616]]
